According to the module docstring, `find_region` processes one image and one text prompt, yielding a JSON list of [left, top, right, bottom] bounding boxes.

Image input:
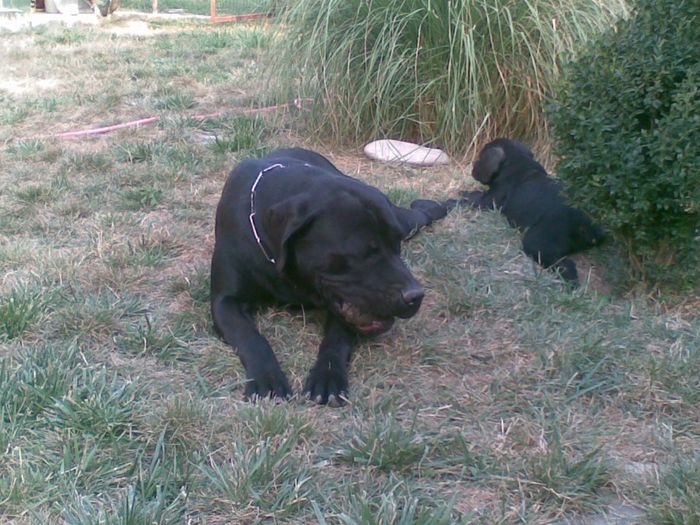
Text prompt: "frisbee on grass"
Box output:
[[363, 139, 450, 166]]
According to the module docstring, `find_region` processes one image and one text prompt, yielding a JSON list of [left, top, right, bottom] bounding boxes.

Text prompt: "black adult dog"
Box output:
[[211, 148, 450, 406], [460, 138, 605, 284]]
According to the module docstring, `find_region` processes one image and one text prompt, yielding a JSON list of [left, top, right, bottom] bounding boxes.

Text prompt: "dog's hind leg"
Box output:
[[393, 199, 453, 240], [458, 190, 494, 210]]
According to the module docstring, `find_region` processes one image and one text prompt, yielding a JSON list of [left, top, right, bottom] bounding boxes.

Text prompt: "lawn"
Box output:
[[1, 14, 699, 524]]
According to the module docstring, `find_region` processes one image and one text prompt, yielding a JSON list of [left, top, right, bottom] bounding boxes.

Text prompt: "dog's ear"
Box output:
[[265, 195, 321, 272], [334, 182, 407, 243], [361, 193, 408, 243], [473, 145, 505, 184]]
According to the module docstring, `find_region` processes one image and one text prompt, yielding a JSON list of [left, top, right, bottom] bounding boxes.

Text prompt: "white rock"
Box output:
[[363, 139, 450, 166]]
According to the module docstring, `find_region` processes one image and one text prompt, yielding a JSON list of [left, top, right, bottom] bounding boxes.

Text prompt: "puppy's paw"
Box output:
[[244, 366, 292, 402], [552, 258, 580, 287], [303, 360, 349, 407]]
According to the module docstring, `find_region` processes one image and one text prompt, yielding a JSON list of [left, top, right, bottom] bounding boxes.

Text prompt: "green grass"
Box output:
[[152, 90, 198, 110], [517, 436, 610, 512], [120, 0, 279, 16], [645, 455, 700, 524], [330, 487, 460, 525], [207, 114, 271, 154], [1, 15, 699, 525], [5, 139, 44, 158], [269, 0, 629, 151], [201, 431, 313, 516], [332, 414, 430, 473], [0, 284, 47, 341]]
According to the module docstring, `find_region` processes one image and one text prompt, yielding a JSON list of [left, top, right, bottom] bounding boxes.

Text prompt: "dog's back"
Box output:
[[263, 147, 345, 176]]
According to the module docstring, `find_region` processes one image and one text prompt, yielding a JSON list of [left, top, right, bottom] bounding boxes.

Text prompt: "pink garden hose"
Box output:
[[46, 99, 309, 140]]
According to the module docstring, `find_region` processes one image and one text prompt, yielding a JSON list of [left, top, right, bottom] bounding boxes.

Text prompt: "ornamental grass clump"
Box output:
[[550, 0, 700, 289], [269, 0, 627, 151]]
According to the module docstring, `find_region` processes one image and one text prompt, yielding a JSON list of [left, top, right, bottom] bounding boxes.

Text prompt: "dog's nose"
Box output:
[[401, 284, 424, 308]]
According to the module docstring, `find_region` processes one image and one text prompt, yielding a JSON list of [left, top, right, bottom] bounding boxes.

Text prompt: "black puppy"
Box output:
[[211, 147, 449, 405], [460, 138, 604, 284]]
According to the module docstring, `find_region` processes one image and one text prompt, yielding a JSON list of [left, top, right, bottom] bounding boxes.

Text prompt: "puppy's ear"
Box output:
[[472, 145, 505, 184], [265, 195, 321, 272], [508, 140, 535, 159]]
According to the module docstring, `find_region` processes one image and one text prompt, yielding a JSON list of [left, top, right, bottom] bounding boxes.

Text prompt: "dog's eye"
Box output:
[[326, 254, 348, 274]]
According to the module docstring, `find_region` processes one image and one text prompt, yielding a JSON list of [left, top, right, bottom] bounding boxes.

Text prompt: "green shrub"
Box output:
[[269, 0, 627, 151], [550, 0, 700, 288]]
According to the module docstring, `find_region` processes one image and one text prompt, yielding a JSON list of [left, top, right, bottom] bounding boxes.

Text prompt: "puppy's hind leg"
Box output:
[[522, 229, 579, 286], [549, 258, 579, 285]]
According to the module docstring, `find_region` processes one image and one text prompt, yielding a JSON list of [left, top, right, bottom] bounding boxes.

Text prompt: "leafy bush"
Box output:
[[269, 0, 627, 151], [550, 0, 700, 288]]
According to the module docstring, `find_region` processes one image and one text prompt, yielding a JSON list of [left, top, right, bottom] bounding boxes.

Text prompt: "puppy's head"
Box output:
[[573, 220, 607, 250], [472, 138, 535, 185], [265, 183, 424, 335]]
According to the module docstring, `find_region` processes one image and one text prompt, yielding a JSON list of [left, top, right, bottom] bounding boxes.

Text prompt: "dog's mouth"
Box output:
[[337, 301, 394, 335], [356, 319, 395, 334]]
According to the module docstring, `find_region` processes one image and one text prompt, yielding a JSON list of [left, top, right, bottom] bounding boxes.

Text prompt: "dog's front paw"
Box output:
[[303, 359, 349, 407], [244, 364, 292, 402]]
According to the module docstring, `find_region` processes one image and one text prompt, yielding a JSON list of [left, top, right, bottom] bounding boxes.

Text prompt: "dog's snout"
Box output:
[[401, 284, 424, 308]]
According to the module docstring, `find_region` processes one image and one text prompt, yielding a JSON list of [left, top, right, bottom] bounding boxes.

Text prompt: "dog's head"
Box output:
[[472, 138, 535, 185], [263, 183, 424, 334]]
